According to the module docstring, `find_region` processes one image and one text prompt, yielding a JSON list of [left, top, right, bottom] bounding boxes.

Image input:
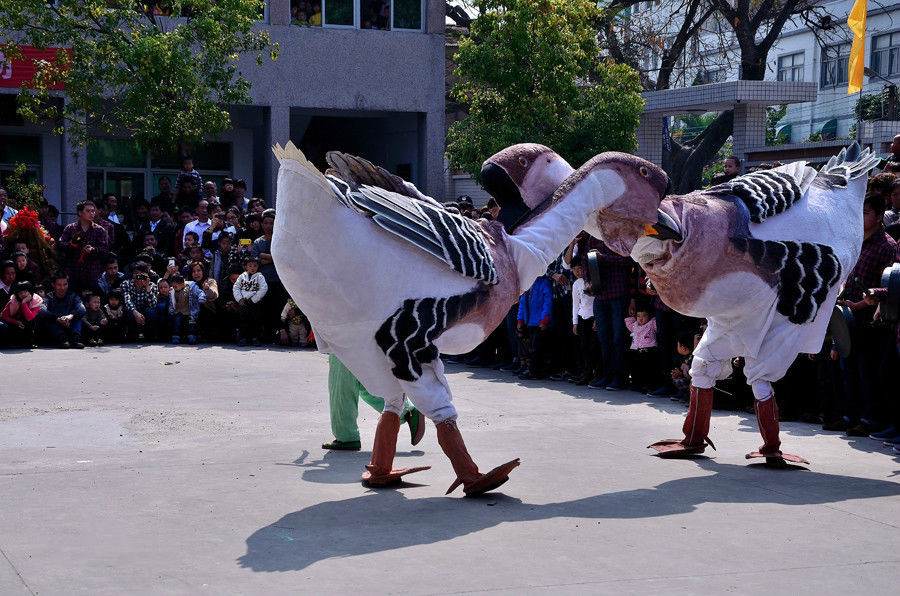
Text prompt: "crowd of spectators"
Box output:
[[0, 156, 306, 350], [2, 152, 899, 452]]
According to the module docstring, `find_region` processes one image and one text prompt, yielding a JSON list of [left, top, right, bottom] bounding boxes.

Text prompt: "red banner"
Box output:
[[0, 45, 68, 90]]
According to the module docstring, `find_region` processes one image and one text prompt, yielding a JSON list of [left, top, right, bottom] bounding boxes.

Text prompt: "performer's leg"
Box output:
[[648, 353, 731, 457], [744, 359, 809, 466], [325, 354, 363, 449], [400, 358, 518, 496], [357, 385, 423, 446]]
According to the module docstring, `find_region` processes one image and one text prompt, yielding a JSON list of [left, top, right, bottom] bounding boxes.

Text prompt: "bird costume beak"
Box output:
[[644, 210, 683, 242]]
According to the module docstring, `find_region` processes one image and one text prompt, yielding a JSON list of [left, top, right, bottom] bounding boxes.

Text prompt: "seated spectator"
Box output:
[[121, 264, 159, 341], [82, 292, 107, 347], [131, 199, 150, 234], [233, 255, 268, 346], [232, 178, 248, 210], [168, 273, 204, 345], [885, 179, 900, 229], [138, 203, 175, 252], [12, 251, 36, 284], [1, 280, 43, 348], [238, 213, 262, 243], [710, 155, 741, 185], [40, 272, 86, 349], [172, 207, 194, 253], [179, 245, 207, 277], [200, 209, 236, 256], [0, 260, 15, 344], [183, 200, 212, 249], [103, 290, 127, 344], [58, 200, 110, 293], [671, 333, 695, 402], [225, 206, 244, 232], [96, 256, 126, 297], [188, 261, 218, 340], [279, 298, 311, 347]]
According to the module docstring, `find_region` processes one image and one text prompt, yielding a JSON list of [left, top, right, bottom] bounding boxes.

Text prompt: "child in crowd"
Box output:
[[624, 305, 659, 393], [153, 278, 172, 339], [280, 297, 311, 347], [12, 251, 36, 283], [0, 280, 42, 348], [570, 258, 597, 385], [82, 293, 107, 346], [103, 290, 126, 343], [233, 256, 267, 346], [168, 274, 204, 344], [671, 333, 695, 402]]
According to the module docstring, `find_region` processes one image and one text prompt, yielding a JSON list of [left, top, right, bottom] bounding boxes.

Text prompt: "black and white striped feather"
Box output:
[[709, 163, 815, 224], [730, 237, 842, 324], [325, 174, 498, 285]]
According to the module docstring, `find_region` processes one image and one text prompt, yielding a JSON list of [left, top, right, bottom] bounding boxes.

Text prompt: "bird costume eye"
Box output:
[[639, 166, 649, 178], [518, 157, 528, 167]]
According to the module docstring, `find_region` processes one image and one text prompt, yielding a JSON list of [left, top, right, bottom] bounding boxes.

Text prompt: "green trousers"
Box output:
[[328, 354, 414, 442]]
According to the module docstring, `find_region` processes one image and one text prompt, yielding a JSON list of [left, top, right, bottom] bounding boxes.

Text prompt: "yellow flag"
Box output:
[[847, 0, 867, 95]]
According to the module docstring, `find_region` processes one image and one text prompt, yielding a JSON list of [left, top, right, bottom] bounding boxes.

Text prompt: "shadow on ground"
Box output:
[[238, 459, 900, 572]]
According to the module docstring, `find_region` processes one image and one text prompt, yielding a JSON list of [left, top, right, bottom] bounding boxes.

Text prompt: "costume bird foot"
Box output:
[[745, 451, 809, 468], [648, 438, 716, 458], [446, 458, 521, 497], [362, 465, 431, 487]]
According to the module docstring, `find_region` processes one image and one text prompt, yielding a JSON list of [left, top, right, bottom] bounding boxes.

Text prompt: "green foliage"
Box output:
[[446, 0, 643, 179], [700, 140, 732, 187], [670, 112, 718, 144], [0, 1, 278, 155], [765, 104, 788, 146], [854, 89, 899, 122], [5, 162, 45, 210]]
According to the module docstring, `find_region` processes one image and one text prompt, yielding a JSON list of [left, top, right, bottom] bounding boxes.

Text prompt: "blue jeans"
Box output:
[[593, 297, 629, 382], [171, 313, 196, 340], [47, 316, 83, 343]]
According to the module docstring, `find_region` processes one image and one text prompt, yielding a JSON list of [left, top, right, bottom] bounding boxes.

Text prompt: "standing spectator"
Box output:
[[175, 156, 203, 194], [247, 197, 266, 217], [120, 264, 158, 340], [217, 263, 244, 342], [151, 176, 175, 215], [833, 193, 898, 435], [881, 134, 900, 173], [209, 231, 240, 288], [516, 274, 553, 380], [130, 199, 150, 235], [172, 207, 194, 254], [232, 179, 248, 210], [38, 202, 62, 241], [251, 209, 284, 339], [203, 181, 219, 204], [219, 178, 237, 210], [570, 259, 597, 385], [589, 240, 636, 391], [239, 213, 263, 243], [183, 200, 212, 249], [710, 155, 741, 185], [0, 187, 16, 223], [233, 255, 268, 346], [58, 200, 110, 293], [1, 280, 42, 348], [139, 203, 175, 251], [104, 193, 124, 225], [40, 272, 85, 349], [624, 305, 660, 393], [98, 194, 133, 263]]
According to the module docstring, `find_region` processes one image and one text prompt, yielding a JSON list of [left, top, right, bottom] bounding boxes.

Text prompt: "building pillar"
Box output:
[[732, 103, 766, 164], [61, 114, 86, 223], [267, 105, 291, 207], [421, 108, 445, 201], [269, 0, 290, 25], [636, 113, 664, 166]]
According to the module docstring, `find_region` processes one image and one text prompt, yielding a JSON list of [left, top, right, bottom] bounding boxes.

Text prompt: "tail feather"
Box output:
[[272, 142, 329, 185], [816, 142, 880, 187]]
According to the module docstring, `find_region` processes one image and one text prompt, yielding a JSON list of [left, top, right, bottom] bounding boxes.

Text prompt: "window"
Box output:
[[309, 1, 423, 31], [821, 43, 850, 88], [777, 52, 804, 82], [872, 32, 900, 78], [700, 69, 725, 84]]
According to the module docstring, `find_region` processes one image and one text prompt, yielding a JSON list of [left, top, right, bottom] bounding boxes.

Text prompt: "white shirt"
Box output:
[[182, 218, 211, 248], [1, 205, 16, 223], [571, 278, 594, 324]]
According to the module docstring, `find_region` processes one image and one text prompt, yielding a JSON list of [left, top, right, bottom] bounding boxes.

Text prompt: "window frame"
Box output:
[[776, 51, 804, 82], [872, 31, 900, 79], [318, 0, 425, 32], [820, 43, 851, 89]]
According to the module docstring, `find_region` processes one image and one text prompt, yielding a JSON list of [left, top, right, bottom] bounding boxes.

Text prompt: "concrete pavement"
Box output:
[[1, 345, 899, 595]]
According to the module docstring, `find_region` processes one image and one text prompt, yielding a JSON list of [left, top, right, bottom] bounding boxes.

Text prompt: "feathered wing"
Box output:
[[325, 151, 445, 210], [327, 179, 498, 285], [722, 144, 879, 325]]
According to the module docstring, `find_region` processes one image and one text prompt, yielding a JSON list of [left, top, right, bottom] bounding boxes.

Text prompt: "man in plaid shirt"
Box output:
[[58, 200, 109, 293], [587, 238, 637, 391], [834, 194, 899, 436], [120, 264, 159, 340]]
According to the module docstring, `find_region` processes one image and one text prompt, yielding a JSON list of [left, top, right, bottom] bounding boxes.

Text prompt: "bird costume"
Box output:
[[271, 143, 665, 494], [555, 144, 878, 466]]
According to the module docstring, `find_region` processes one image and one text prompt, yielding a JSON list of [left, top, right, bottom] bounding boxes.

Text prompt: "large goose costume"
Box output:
[[558, 144, 878, 466], [271, 142, 666, 494]]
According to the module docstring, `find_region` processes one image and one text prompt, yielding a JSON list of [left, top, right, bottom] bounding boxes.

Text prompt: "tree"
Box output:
[[599, 0, 847, 192], [446, 0, 644, 179], [0, 1, 278, 155]]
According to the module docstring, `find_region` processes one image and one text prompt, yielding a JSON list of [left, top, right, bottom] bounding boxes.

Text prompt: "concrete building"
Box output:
[[629, 0, 900, 167], [0, 0, 446, 217]]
